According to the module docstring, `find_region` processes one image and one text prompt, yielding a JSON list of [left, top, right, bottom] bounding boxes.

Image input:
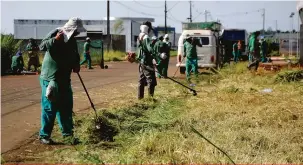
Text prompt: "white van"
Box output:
[[176, 29, 217, 74]]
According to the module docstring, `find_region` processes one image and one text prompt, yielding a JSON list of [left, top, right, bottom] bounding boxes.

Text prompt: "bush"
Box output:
[[1, 34, 23, 75], [275, 70, 303, 82]]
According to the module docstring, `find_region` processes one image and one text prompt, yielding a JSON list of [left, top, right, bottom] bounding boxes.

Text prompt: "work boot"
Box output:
[[138, 84, 145, 99], [63, 136, 81, 145], [39, 138, 54, 145], [148, 86, 155, 97]]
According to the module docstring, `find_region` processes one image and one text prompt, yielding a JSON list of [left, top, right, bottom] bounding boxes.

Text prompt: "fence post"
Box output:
[[100, 40, 105, 69]]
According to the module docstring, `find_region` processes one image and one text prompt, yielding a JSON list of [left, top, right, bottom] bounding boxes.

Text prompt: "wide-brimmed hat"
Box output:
[[57, 17, 86, 42]]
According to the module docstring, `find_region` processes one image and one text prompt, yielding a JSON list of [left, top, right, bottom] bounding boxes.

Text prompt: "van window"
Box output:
[[181, 37, 210, 45], [200, 37, 210, 45], [194, 37, 209, 45]]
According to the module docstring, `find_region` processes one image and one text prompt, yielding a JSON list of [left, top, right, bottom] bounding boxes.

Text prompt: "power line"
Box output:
[[133, 0, 163, 8], [167, 1, 180, 11], [114, 1, 163, 17], [168, 11, 184, 23], [214, 9, 263, 18]]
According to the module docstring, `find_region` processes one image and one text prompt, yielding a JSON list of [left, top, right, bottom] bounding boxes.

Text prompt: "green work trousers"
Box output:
[[138, 64, 157, 99], [39, 78, 74, 139], [156, 58, 169, 78], [186, 58, 199, 81], [261, 51, 267, 63], [80, 53, 92, 68], [233, 50, 240, 63]]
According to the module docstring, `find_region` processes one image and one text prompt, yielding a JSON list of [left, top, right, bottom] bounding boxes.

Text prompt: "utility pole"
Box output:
[[165, 0, 167, 33], [275, 20, 278, 31], [189, 1, 192, 22], [204, 10, 209, 22], [289, 12, 295, 56], [262, 8, 265, 35], [107, 0, 110, 52], [297, 13, 300, 58]]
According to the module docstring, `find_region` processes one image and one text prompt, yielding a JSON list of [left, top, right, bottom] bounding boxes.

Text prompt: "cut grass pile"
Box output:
[[10, 63, 303, 164]]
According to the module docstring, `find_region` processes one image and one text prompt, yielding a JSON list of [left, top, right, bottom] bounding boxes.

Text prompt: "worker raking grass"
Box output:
[[38, 17, 86, 145]]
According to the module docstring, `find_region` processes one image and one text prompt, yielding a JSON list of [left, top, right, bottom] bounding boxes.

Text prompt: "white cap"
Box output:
[[164, 34, 169, 39], [86, 37, 90, 41], [152, 36, 157, 40]]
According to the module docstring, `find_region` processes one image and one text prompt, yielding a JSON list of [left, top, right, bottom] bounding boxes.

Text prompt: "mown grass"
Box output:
[[19, 63, 303, 164]]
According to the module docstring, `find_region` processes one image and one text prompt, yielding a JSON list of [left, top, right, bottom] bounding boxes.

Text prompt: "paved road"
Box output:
[[1, 59, 177, 153]]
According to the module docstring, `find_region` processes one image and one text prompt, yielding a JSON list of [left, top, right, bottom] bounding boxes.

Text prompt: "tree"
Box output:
[[112, 19, 125, 51], [113, 19, 124, 35]]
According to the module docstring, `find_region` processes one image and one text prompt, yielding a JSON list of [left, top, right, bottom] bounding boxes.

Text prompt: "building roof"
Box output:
[[14, 17, 155, 25], [102, 17, 154, 22]]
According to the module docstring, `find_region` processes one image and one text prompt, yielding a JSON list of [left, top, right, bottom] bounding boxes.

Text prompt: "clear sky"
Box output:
[[1, 0, 301, 34]]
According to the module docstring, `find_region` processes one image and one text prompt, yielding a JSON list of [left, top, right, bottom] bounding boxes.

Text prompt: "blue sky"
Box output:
[[1, 0, 301, 34]]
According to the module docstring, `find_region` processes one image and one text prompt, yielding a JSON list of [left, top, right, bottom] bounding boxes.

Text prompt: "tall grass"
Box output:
[[6, 62, 302, 164]]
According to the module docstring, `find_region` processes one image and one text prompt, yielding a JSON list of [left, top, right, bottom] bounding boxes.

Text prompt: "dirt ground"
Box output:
[[1, 58, 179, 162]]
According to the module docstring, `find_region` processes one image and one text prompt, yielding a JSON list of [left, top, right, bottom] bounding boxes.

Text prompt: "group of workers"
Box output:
[[228, 31, 269, 71], [247, 31, 269, 71], [33, 18, 174, 145], [11, 38, 40, 74], [11, 36, 99, 75]]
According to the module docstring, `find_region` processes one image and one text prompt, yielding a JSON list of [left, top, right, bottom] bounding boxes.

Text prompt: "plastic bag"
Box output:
[[45, 80, 58, 102]]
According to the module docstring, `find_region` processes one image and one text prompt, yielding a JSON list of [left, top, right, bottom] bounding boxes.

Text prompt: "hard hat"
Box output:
[[164, 34, 169, 39], [86, 37, 91, 41]]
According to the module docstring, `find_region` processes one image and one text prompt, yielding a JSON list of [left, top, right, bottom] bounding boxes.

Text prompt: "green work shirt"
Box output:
[[137, 34, 155, 65], [26, 43, 39, 51], [11, 55, 24, 69], [233, 43, 238, 52], [39, 29, 80, 82], [84, 42, 100, 53], [184, 40, 202, 59]]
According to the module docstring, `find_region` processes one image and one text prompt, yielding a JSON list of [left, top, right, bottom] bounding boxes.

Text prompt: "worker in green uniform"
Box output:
[[151, 36, 157, 49], [232, 42, 239, 63], [26, 38, 40, 72], [161, 34, 171, 78], [38, 17, 86, 145], [11, 50, 24, 74], [247, 34, 253, 63], [260, 38, 268, 63], [137, 21, 157, 99], [80, 37, 101, 69], [154, 35, 168, 78], [183, 34, 202, 82], [247, 31, 261, 71]]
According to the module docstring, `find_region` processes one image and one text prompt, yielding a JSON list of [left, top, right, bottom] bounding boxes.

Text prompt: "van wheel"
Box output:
[[180, 67, 186, 74]]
